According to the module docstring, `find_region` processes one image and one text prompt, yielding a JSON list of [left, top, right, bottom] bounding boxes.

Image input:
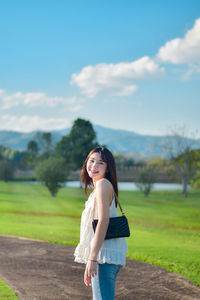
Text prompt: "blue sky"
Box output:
[[0, 0, 200, 137]]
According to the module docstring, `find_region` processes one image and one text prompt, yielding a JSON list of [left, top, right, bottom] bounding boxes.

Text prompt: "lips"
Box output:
[[90, 170, 98, 174]]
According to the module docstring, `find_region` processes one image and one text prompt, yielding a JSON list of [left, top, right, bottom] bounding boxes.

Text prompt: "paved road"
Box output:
[[0, 235, 199, 300]]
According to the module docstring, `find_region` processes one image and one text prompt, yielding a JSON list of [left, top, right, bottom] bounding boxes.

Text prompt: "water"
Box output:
[[65, 181, 185, 191]]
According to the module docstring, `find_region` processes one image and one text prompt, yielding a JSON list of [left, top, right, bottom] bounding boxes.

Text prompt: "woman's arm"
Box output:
[[84, 179, 113, 286], [89, 179, 112, 260]]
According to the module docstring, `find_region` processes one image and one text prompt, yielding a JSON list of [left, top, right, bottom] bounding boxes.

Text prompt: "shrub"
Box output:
[[0, 160, 15, 182], [135, 168, 156, 197], [35, 156, 69, 197], [190, 162, 200, 190]]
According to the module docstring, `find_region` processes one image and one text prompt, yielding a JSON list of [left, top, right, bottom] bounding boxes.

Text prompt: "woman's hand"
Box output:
[[84, 260, 98, 287]]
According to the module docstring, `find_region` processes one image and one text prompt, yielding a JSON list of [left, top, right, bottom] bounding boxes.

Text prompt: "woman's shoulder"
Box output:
[[96, 178, 113, 195], [96, 178, 115, 206], [96, 178, 113, 188]]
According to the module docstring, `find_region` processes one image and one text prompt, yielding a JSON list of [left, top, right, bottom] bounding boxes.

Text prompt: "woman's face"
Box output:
[[86, 152, 107, 183]]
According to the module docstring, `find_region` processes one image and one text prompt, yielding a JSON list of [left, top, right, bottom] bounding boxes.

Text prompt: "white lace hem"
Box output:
[[74, 243, 90, 264], [74, 244, 127, 266], [97, 247, 127, 266]]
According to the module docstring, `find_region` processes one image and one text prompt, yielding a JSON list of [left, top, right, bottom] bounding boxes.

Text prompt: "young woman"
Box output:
[[74, 146, 128, 300]]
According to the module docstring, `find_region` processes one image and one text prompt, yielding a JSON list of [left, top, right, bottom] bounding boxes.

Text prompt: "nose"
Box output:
[[92, 161, 97, 169]]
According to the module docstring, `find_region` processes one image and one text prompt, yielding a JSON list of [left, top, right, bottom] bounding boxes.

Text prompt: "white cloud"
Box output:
[[113, 85, 138, 96], [186, 64, 200, 79], [1, 114, 70, 132], [157, 18, 200, 65], [71, 56, 165, 97], [0, 89, 82, 111], [23, 93, 78, 107], [67, 105, 83, 112], [0, 90, 24, 109]]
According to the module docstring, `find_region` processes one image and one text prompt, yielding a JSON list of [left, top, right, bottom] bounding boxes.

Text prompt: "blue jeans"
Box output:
[[91, 263, 122, 300]]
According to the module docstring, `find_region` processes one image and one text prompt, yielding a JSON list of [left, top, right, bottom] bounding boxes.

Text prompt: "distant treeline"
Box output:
[[0, 118, 200, 196]]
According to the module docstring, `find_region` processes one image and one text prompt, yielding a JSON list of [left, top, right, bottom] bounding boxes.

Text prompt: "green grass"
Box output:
[[0, 181, 200, 289], [0, 277, 19, 299]]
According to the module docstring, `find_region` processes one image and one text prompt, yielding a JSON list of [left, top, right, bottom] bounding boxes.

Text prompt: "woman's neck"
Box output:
[[93, 176, 106, 188]]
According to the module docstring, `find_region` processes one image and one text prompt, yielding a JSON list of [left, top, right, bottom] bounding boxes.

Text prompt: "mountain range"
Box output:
[[0, 125, 199, 159]]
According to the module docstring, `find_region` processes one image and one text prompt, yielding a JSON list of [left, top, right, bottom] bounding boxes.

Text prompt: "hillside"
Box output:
[[0, 125, 199, 159]]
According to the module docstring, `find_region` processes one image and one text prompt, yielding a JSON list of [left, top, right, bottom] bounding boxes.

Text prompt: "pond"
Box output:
[[65, 181, 186, 191]]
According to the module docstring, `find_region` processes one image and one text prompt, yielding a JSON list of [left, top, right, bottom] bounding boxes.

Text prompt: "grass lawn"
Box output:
[[0, 181, 200, 289], [0, 277, 19, 299]]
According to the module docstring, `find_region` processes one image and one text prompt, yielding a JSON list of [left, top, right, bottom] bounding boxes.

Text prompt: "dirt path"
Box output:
[[0, 235, 199, 300]]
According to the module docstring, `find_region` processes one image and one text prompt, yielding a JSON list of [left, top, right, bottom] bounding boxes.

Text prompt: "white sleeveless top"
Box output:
[[74, 184, 128, 266]]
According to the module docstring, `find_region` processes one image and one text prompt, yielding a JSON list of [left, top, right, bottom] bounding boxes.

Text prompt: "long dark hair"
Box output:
[[80, 146, 118, 207]]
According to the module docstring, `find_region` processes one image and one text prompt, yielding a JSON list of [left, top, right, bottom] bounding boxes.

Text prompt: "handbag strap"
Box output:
[[92, 187, 125, 220], [113, 190, 125, 216]]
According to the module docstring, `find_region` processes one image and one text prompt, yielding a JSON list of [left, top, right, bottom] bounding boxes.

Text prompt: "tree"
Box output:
[[55, 135, 75, 168], [26, 140, 39, 167], [163, 127, 200, 197], [0, 160, 15, 182], [27, 140, 39, 156], [11, 150, 28, 171], [0, 144, 5, 160], [147, 157, 177, 181], [190, 149, 200, 189], [0, 144, 29, 171], [34, 131, 54, 158], [135, 167, 156, 197], [56, 118, 98, 170], [114, 153, 136, 171], [69, 118, 98, 169], [35, 156, 69, 197], [191, 163, 200, 189]]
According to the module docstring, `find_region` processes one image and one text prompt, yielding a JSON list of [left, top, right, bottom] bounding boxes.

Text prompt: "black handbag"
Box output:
[[92, 193, 130, 240]]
